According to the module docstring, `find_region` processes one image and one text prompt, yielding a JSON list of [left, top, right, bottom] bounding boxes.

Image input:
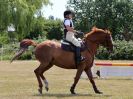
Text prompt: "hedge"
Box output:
[[96, 40, 133, 60], [1, 40, 133, 60]]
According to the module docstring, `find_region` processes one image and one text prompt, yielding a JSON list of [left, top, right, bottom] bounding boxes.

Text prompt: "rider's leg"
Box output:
[[72, 38, 85, 64], [66, 32, 85, 64], [66, 31, 75, 42]]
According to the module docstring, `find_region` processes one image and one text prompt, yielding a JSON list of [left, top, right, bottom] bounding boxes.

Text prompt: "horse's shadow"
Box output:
[[33, 93, 112, 98]]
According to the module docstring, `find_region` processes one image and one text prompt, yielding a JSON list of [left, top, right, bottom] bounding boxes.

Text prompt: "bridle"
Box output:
[[82, 31, 113, 52], [104, 32, 113, 51]]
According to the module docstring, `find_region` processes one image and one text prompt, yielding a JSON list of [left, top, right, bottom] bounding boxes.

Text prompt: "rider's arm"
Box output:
[[64, 19, 77, 33], [65, 25, 76, 33]]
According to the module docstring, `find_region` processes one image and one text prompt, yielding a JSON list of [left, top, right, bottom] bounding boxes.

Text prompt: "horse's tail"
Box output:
[[10, 39, 37, 63]]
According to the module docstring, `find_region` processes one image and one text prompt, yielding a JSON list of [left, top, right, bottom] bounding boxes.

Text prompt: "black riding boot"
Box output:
[[75, 47, 85, 64]]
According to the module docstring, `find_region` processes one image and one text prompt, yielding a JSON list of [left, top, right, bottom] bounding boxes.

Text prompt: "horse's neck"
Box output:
[[86, 41, 99, 56], [85, 32, 101, 56]]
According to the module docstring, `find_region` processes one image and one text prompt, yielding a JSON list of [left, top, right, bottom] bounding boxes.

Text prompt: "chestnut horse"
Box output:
[[11, 27, 113, 95]]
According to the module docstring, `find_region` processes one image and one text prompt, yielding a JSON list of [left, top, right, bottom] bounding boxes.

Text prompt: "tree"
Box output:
[[67, 0, 133, 40], [113, 0, 133, 41], [25, 16, 47, 39], [44, 19, 63, 40], [0, 0, 50, 41], [25, 17, 63, 40]]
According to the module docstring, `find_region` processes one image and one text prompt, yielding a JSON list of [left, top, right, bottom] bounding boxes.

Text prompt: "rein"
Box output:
[[82, 31, 112, 52], [82, 34, 98, 53]]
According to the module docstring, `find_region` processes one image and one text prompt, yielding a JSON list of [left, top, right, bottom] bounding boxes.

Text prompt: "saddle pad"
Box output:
[[61, 40, 75, 52], [61, 40, 86, 52]]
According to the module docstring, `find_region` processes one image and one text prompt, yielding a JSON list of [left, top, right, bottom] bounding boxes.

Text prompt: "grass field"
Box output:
[[0, 60, 133, 99]]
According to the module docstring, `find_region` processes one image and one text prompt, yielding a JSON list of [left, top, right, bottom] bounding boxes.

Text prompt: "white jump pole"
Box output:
[[95, 63, 133, 78]]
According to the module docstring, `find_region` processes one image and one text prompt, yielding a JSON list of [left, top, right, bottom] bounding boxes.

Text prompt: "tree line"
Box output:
[[67, 0, 133, 41], [0, 0, 133, 60], [0, 0, 133, 45], [0, 0, 56, 42]]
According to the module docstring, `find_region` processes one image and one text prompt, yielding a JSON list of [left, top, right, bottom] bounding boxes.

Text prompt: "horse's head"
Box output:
[[101, 29, 113, 53], [85, 27, 113, 52]]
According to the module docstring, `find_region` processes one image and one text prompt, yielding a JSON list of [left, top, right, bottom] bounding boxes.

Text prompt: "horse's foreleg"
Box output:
[[85, 69, 102, 94], [40, 64, 53, 91], [70, 64, 85, 94]]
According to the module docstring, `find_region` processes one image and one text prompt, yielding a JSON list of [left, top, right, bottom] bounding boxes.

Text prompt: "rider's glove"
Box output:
[[75, 31, 84, 38]]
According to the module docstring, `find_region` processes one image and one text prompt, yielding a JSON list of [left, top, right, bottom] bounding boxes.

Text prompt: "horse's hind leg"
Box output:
[[34, 62, 51, 94], [85, 68, 102, 94], [40, 63, 53, 91], [34, 65, 43, 94]]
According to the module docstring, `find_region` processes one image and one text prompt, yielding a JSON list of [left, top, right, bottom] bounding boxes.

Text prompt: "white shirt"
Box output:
[[64, 19, 74, 28]]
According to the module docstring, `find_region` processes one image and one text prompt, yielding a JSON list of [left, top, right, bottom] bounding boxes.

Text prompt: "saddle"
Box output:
[[61, 39, 86, 52]]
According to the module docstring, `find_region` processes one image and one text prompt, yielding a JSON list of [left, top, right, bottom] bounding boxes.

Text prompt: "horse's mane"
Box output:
[[85, 27, 111, 38]]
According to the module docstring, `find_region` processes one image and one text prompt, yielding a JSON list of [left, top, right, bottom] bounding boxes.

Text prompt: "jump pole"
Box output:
[[95, 63, 133, 67], [95, 62, 133, 78]]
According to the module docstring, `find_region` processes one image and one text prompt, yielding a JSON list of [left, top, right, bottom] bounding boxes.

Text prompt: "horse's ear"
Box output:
[[105, 29, 112, 34]]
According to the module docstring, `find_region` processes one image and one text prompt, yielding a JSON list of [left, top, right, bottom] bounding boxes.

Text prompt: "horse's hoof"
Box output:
[[38, 89, 42, 95], [45, 87, 49, 92], [95, 90, 103, 94], [70, 88, 76, 94]]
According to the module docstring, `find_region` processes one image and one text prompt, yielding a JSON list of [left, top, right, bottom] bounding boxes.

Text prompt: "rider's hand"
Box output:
[[75, 31, 84, 38]]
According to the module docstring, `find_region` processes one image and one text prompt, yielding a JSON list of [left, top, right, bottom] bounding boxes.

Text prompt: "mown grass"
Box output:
[[0, 61, 133, 99]]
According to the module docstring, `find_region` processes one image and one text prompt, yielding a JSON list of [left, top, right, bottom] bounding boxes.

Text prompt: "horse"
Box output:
[[11, 27, 113, 95]]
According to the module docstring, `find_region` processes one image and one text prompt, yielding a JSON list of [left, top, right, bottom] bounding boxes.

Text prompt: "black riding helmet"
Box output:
[[64, 10, 75, 18]]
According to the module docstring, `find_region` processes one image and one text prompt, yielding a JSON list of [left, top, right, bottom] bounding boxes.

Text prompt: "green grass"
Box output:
[[0, 61, 133, 99]]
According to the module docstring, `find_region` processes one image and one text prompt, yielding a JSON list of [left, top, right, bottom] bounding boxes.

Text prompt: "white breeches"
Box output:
[[66, 31, 81, 47]]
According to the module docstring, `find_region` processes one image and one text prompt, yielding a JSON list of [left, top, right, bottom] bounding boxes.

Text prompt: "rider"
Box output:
[[63, 10, 85, 64]]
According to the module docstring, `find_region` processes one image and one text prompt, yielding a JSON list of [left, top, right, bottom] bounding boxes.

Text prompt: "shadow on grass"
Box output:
[[33, 93, 112, 98]]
